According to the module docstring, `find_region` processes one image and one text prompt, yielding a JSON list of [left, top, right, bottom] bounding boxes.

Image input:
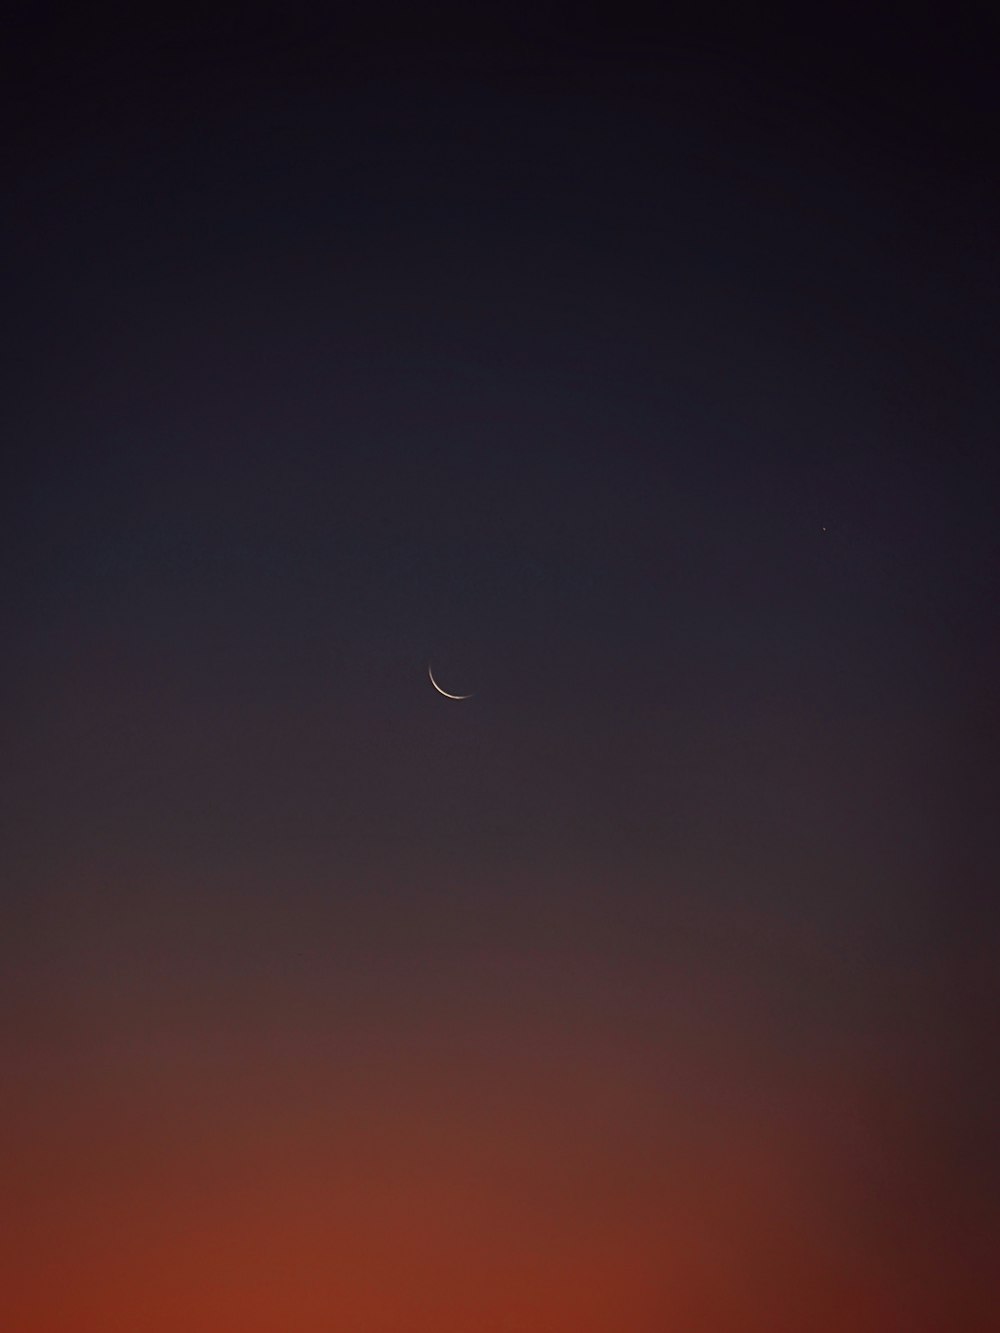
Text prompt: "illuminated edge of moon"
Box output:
[[428, 664, 474, 700]]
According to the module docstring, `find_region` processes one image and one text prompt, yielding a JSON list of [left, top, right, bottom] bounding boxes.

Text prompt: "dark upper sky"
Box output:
[[2, 7, 998, 1330]]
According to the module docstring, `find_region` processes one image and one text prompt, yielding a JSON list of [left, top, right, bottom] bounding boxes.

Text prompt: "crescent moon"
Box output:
[[428, 664, 473, 700]]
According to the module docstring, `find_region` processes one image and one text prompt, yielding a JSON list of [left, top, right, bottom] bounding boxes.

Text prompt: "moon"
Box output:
[[428, 664, 474, 700]]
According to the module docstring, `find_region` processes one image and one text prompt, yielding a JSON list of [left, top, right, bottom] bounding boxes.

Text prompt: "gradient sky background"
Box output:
[[2, 6, 998, 1330]]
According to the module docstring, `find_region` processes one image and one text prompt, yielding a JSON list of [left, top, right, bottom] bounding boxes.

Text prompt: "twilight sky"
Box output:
[[2, 7, 998, 1330]]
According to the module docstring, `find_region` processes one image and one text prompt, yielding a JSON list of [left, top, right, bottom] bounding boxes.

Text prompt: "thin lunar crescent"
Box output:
[[428, 664, 473, 700]]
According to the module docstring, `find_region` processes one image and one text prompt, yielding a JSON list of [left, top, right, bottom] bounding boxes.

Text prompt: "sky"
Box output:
[[2, 7, 998, 1330]]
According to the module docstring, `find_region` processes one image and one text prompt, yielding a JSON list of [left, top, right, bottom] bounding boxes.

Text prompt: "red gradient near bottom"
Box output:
[[2, 888, 985, 1333]]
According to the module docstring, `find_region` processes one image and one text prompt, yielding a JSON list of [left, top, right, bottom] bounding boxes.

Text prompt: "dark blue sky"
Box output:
[[2, 8, 998, 1330]]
